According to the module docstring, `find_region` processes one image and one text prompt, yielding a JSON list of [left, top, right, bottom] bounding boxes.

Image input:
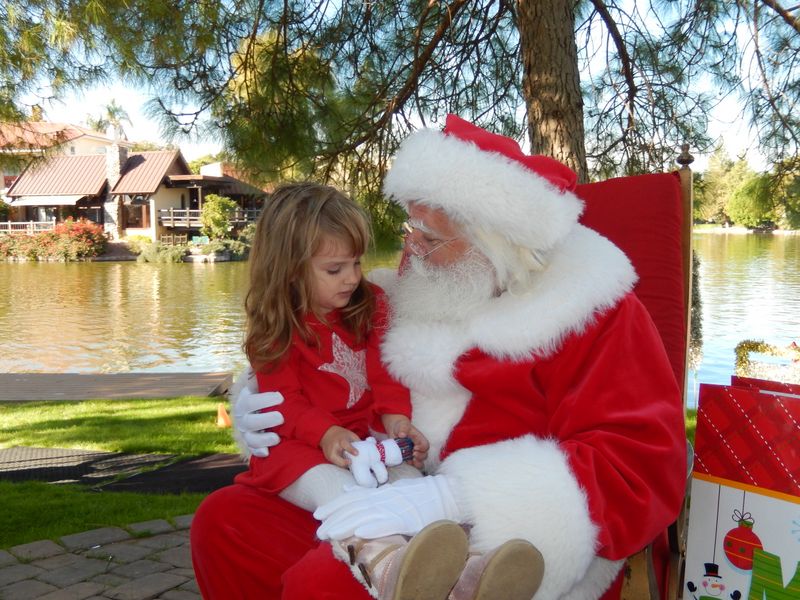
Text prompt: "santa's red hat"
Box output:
[[384, 114, 583, 252]]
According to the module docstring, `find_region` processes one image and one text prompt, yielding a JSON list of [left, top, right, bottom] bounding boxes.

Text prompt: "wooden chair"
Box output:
[[576, 147, 694, 600]]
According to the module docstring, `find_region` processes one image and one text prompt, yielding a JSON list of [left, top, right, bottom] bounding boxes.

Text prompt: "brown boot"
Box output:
[[448, 539, 545, 600], [332, 520, 469, 600]]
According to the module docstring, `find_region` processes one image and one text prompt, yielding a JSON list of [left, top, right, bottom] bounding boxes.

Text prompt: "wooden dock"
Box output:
[[0, 372, 232, 402]]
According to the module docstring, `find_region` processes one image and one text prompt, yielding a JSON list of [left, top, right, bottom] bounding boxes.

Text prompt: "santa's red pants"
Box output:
[[190, 483, 372, 599], [193, 484, 627, 599]]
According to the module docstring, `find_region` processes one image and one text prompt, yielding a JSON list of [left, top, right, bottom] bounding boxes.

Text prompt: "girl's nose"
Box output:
[[345, 268, 360, 284]]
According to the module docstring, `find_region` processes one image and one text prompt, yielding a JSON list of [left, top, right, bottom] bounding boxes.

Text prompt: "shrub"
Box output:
[[124, 235, 154, 255], [53, 219, 108, 258], [0, 200, 10, 221], [137, 242, 188, 263], [217, 222, 255, 260], [237, 222, 257, 245], [202, 239, 227, 254], [0, 235, 12, 256], [0, 218, 107, 261], [223, 238, 249, 259], [200, 194, 238, 240]]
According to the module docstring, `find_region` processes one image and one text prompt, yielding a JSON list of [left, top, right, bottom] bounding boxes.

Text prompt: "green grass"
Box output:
[[0, 397, 238, 455], [0, 396, 238, 548], [686, 408, 697, 446], [0, 481, 205, 548], [0, 397, 697, 549]]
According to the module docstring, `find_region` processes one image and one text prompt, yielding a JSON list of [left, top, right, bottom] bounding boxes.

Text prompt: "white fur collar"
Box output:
[[467, 224, 636, 360]]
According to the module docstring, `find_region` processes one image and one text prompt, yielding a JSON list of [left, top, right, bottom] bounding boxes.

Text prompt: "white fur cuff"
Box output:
[[439, 436, 599, 598]]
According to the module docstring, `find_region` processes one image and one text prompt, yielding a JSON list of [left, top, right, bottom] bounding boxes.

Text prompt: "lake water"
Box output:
[[1, 233, 798, 407], [689, 232, 800, 406], [0, 252, 400, 377]]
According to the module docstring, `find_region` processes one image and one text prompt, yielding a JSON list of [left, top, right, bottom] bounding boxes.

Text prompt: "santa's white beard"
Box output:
[[391, 251, 497, 323]]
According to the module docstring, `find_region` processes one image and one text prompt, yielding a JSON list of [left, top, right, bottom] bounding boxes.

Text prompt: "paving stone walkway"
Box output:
[[0, 516, 199, 600]]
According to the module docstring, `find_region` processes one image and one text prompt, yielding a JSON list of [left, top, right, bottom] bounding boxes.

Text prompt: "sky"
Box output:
[[701, 93, 767, 172], [41, 83, 222, 162], [41, 80, 765, 172]]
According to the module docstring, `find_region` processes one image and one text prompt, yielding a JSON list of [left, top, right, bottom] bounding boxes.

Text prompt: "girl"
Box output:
[[235, 182, 427, 511]]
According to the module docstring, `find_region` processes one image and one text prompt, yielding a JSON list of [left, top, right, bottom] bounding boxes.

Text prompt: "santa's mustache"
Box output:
[[390, 251, 497, 323]]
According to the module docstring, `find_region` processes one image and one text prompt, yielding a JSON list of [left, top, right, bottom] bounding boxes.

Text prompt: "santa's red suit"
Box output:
[[191, 115, 687, 599]]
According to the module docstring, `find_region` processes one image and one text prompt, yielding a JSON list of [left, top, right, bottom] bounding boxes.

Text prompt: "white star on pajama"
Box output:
[[318, 333, 369, 408]]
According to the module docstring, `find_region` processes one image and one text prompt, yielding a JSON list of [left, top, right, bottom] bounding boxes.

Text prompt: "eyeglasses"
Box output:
[[401, 221, 458, 259]]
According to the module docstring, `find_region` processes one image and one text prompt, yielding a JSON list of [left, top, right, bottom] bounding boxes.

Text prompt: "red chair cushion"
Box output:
[[577, 172, 687, 391]]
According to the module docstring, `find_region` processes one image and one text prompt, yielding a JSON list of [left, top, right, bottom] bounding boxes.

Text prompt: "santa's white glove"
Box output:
[[345, 437, 404, 488], [230, 369, 284, 458], [314, 474, 461, 540]]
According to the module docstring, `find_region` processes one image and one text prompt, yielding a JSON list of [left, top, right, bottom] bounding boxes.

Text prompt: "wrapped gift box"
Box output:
[[730, 376, 800, 399], [684, 379, 800, 599]]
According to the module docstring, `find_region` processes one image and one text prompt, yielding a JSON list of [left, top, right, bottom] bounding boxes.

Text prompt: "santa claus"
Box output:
[[191, 115, 687, 600]]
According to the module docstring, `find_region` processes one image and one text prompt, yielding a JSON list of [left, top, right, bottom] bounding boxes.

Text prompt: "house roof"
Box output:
[[111, 151, 190, 195], [7, 150, 190, 199], [7, 155, 108, 197], [5, 149, 271, 205], [0, 122, 118, 152]]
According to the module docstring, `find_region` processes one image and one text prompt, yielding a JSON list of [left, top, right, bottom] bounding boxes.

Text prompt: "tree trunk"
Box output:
[[517, 0, 588, 182]]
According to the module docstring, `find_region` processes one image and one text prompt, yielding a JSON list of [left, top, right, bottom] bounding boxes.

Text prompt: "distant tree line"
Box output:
[[694, 147, 800, 229]]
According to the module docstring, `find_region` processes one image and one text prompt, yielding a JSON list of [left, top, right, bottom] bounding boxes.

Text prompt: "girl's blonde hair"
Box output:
[[244, 182, 375, 371]]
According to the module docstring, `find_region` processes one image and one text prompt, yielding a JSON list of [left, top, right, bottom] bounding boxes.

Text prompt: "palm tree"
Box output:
[[86, 100, 132, 140]]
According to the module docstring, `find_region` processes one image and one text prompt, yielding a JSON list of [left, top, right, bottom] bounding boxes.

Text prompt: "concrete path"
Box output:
[[0, 516, 199, 600], [0, 373, 231, 402]]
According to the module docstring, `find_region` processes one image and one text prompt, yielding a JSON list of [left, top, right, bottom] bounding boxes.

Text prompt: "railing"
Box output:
[[0, 219, 57, 235], [161, 234, 189, 246], [158, 208, 260, 228]]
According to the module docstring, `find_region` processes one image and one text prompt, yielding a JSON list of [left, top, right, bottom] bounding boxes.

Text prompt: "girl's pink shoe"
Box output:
[[448, 539, 544, 600], [332, 520, 469, 600]]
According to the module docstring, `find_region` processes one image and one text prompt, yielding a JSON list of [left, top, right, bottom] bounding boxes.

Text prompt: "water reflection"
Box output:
[[2, 236, 798, 409], [690, 233, 800, 407], [0, 251, 403, 376], [0, 261, 250, 374]]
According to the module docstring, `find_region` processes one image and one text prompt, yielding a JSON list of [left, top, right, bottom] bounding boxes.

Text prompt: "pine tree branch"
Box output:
[[758, 0, 800, 35], [752, 2, 800, 148], [589, 0, 637, 131], [318, 0, 470, 158]]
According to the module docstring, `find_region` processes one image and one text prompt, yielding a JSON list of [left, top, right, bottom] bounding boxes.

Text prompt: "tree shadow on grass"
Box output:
[[0, 446, 177, 486]]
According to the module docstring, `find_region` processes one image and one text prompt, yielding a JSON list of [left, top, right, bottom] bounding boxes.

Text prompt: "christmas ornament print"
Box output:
[[723, 510, 763, 570]]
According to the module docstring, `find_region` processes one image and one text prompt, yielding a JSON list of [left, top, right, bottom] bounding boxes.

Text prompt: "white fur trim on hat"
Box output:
[[383, 128, 584, 252]]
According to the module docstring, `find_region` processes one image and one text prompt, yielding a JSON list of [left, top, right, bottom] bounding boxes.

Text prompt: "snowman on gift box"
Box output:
[[686, 563, 741, 600]]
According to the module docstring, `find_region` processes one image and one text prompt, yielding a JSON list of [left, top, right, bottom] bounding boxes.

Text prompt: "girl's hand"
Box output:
[[381, 414, 430, 469], [320, 426, 360, 468]]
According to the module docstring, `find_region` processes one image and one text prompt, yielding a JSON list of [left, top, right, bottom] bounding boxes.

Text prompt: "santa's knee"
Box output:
[[282, 543, 372, 600]]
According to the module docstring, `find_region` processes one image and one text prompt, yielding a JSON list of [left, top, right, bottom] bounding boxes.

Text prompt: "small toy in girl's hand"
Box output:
[[346, 437, 415, 488], [394, 437, 415, 462]]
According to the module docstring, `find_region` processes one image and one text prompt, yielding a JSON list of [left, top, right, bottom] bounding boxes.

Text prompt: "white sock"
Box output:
[[280, 461, 424, 512], [279, 464, 357, 511], [387, 462, 424, 483]]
